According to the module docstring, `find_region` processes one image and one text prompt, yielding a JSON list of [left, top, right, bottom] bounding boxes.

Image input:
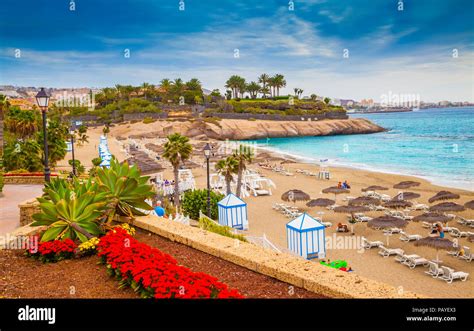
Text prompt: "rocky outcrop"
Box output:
[[117, 118, 385, 141]]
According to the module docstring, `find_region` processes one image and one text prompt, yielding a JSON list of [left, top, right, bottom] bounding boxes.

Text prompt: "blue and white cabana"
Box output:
[[286, 213, 326, 259], [217, 194, 249, 230]]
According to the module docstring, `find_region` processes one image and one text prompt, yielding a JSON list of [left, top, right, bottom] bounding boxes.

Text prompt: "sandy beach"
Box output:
[[61, 122, 474, 298]]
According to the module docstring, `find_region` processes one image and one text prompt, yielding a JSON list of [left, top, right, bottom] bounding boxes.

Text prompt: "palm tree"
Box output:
[[215, 156, 239, 195], [272, 74, 286, 97], [4, 108, 38, 138], [160, 79, 172, 93], [233, 145, 254, 197], [172, 78, 185, 97], [267, 76, 276, 98], [225, 76, 239, 99], [258, 74, 270, 98], [246, 82, 260, 99], [185, 78, 202, 91], [141, 82, 152, 100], [162, 133, 193, 208], [294, 88, 303, 98]]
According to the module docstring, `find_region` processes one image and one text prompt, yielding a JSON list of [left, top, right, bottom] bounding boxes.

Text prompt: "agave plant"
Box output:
[[32, 178, 108, 242], [95, 158, 154, 223]]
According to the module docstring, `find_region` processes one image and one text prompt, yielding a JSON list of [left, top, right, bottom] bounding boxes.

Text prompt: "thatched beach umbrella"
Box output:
[[306, 198, 335, 208], [464, 200, 474, 210], [393, 181, 420, 189], [322, 186, 350, 202], [334, 205, 370, 234], [429, 202, 465, 213], [281, 189, 310, 203], [368, 216, 408, 229], [428, 191, 460, 204], [393, 192, 421, 201], [349, 196, 381, 206], [415, 237, 456, 263], [361, 185, 389, 192], [368, 216, 408, 245], [384, 200, 413, 209], [413, 212, 451, 224], [468, 235, 474, 243]]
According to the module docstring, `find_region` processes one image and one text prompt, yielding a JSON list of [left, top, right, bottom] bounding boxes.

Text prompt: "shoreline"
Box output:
[[251, 144, 474, 193]]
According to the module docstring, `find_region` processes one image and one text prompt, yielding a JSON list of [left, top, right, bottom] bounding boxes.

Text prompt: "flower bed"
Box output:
[[97, 228, 244, 299], [26, 238, 77, 263]]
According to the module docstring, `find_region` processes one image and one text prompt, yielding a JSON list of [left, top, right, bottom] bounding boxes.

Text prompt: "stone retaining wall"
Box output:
[[18, 198, 41, 226], [204, 111, 348, 121], [129, 215, 422, 298]]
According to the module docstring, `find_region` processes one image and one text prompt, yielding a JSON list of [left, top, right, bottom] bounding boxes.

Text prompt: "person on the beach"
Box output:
[[337, 181, 342, 188], [436, 223, 445, 238], [154, 201, 166, 217], [343, 180, 351, 189]]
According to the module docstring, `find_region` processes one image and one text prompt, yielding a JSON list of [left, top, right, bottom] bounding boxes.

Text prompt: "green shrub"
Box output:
[[181, 189, 224, 220], [0, 170, 4, 193], [198, 216, 247, 242], [143, 117, 156, 124], [68, 159, 86, 175]]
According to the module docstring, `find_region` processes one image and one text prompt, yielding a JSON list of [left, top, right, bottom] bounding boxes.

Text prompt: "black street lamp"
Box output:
[[69, 126, 76, 177], [204, 143, 212, 218], [35, 88, 51, 183]]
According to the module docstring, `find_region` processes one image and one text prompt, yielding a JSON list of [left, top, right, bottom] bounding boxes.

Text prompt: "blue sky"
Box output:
[[0, 0, 473, 101]]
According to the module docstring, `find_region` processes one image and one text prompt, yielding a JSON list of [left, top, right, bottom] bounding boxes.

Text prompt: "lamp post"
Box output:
[[70, 126, 76, 177], [204, 143, 212, 218], [35, 88, 51, 183]]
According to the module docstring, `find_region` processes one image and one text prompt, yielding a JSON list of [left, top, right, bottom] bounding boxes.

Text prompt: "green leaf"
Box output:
[[41, 226, 65, 242]]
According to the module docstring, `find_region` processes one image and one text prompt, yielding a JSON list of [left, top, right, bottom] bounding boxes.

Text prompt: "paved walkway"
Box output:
[[0, 184, 43, 234]]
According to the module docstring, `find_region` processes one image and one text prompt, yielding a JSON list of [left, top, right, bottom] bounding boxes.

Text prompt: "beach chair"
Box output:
[[399, 231, 422, 242], [438, 266, 469, 283], [395, 253, 420, 264], [459, 246, 473, 262], [383, 227, 402, 235], [422, 221, 433, 229], [425, 262, 444, 278], [412, 203, 429, 211], [403, 256, 430, 269], [449, 228, 470, 238], [378, 246, 404, 258], [362, 237, 384, 249], [354, 214, 372, 222]]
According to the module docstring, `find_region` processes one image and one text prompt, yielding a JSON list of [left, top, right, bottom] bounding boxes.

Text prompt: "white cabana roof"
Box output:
[[287, 213, 325, 231], [218, 193, 246, 208]]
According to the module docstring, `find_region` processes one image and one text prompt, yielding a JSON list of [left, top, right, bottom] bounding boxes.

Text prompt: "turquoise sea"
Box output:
[[247, 107, 474, 191]]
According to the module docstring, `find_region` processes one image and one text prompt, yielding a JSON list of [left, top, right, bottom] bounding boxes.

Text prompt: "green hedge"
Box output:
[[181, 189, 224, 220], [198, 216, 247, 242]]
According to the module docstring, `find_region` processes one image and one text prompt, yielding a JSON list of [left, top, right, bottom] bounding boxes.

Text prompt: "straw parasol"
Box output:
[[361, 185, 389, 192], [334, 205, 370, 234], [429, 202, 465, 213], [393, 181, 420, 189], [463, 200, 474, 210], [383, 200, 413, 209], [428, 191, 460, 204], [322, 186, 349, 202], [392, 192, 421, 201], [415, 237, 456, 263], [413, 212, 451, 224], [368, 216, 408, 229], [348, 196, 381, 206], [281, 189, 310, 203], [306, 198, 335, 208], [468, 235, 474, 243]]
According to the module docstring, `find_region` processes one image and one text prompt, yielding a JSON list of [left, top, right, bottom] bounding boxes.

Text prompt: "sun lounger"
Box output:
[[422, 221, 433, 229], [449, 228, 470, 238], [378, 246, 404, 258], [438, 266, 469, 283], [354, 214, 372, 222], [399, 231, 422, 242], [459, 246, 473, 262], [412, 203, 429, 211], [425, 262, 444, 278], [383, 227, 402, 235], [395, 253, 420, 263], [403, 256, 430, 269], [362, 237, 384, 249]]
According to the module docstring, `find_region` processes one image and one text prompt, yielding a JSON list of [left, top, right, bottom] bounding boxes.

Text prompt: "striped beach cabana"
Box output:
[[218, 194, 249, 230], [286, 213, 326, 259]]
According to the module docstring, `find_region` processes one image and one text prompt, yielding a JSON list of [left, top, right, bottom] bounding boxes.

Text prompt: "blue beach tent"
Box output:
[[286, 213, 326, 259], [217, 194, 249, 230]]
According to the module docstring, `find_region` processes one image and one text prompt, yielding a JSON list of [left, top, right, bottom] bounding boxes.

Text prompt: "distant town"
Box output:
[[0, 85, 472, 113]]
